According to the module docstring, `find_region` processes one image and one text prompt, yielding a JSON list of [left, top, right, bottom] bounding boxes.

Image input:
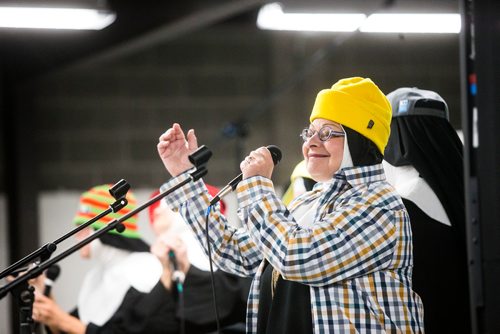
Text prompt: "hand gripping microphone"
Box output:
[[210, 145, 282, 206], [43, 264, 60, 296]]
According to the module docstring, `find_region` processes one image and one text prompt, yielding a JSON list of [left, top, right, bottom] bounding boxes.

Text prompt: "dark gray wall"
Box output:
[[26, 24, 460, 190]]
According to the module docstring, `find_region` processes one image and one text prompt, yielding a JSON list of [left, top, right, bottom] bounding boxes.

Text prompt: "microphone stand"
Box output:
[[0, 179, 131, 280], [0, 165, 208, 334], [0, 180, 131, 334]]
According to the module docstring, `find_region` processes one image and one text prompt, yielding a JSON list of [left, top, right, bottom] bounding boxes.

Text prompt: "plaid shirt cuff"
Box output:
[[236, 175, 275, 208], [160, 168, 205, 210]]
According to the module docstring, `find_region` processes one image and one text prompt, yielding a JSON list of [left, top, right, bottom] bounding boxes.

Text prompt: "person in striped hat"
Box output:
[[32, 184, 180, 334]]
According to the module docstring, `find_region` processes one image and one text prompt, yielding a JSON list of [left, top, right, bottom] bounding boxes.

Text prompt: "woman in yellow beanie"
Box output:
[[157, 77, 424, 333]]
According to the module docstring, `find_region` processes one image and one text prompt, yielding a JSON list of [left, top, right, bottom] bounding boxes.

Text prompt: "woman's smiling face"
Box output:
[[302, 118, 345, 182]]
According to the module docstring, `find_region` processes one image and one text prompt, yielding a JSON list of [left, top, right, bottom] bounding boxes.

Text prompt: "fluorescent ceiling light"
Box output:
[[0, 6, 116, 30], [257, 3, 366, 32], [257, 3, 461, 34], [360, 14, 461, 33]]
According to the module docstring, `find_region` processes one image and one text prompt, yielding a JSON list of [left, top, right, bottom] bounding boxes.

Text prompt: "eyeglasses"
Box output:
[[300, 125, 345, 142]]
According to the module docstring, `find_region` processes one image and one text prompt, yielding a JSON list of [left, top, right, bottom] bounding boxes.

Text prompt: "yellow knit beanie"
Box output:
[[310, 77, 392, 154], [282, 160, 314, 205]]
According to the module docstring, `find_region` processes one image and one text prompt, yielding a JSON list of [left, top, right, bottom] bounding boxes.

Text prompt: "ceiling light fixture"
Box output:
[[360, 13, 461, 34], [0, 4, 116, 30], [257, 3, 461, 34], [256, 3, 366, 32]]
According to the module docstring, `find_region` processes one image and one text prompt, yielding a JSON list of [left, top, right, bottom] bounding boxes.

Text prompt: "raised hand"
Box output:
[[157, 123, 198, 176]]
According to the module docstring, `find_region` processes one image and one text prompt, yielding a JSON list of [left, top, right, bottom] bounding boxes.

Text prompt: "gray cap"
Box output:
[[386, 87, 449, 120]]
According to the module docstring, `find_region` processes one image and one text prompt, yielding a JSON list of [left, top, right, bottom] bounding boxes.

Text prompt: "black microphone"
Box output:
[[40, 265, 60, 334], [210, 145, 282, 206], [168, 250, 185, 292], [43, 264, 60, 296]]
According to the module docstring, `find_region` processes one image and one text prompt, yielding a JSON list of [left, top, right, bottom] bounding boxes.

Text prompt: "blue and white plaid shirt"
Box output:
[[162, 163, 424, 333]]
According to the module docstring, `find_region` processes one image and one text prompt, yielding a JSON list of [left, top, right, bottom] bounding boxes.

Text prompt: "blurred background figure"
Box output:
[[383, 87, 470, 333], [32, 185, 175, 334], [281, 160, 316, 206], [148, 184, 250, 333]]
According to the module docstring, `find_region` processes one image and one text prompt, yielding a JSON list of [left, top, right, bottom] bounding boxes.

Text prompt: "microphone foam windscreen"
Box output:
[[46, 264, 60, 281], [266, 145, 282, 165]]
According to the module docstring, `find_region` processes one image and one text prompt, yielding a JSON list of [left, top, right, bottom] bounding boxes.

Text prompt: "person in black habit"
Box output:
[[31, 184, 249, 334], [32, 185, 175, 334], [383, 87, 471, 333], [148, 187, 250, 334]]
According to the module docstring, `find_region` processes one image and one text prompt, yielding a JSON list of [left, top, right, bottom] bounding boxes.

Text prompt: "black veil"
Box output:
[[385, 89, 465, 238]]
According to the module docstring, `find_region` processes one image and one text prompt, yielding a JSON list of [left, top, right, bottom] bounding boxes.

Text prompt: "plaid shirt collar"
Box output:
[[312, 163, 386, 191]]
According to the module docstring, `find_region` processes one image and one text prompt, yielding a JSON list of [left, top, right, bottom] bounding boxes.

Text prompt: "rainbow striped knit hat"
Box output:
[[73, 184, 141, 239]]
